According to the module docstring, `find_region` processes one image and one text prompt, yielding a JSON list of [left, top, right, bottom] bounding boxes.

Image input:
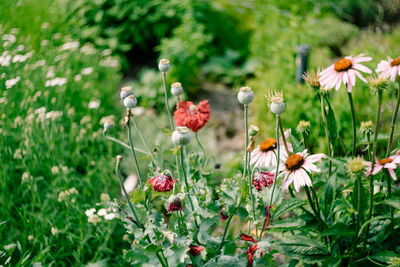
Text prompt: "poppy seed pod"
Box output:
[[237, 86, 254, 105], [270, 102, 285, 115], [172, 126, 192, 146], [120, 86, 133, 100], [158, 59, 170, 73], [123, 95, 137, 109], [171, 82, 183, 96]]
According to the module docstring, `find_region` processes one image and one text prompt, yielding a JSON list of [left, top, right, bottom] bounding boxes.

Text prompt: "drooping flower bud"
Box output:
[[296, 120, 311, 135], [167, 195, 183, 212], [237, 86, 254, 105], [171, 82, 183, 96], [360, 120, 374, 136], [346, 157, 365, 174], [120, 86, 133, 100], [189, 245, 204, 256], [248, 125, 259, 137], [147, 173, 174, 192], [266, 90, 285, 115], [172, 126, 192, 146], [103, 119, 114, 131], [219, 208, 229, 220], [123, 95, 137, 109], [158, 59, 170, 73]]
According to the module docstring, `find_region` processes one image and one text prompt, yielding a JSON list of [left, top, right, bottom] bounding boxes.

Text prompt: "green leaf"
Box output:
[[369, 250, 399, 264], [351, 177, 367, 220], [271, 198, 304, 221], [198, 217, 219, 244], [235, 206, 249, 220], [278, 236, 329, 263], [289, 133, 302, 153], [269, 217, 305, 230], [325, 96, 338, 142], [320, 174, 336, 220], [320, 223, 353, 237], [378, 198, 400, 209]]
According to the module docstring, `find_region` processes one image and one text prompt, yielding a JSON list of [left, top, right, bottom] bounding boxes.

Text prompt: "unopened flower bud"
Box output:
[[171, 82, 183, 96], [120, 86, 133, 100], [247, 140, 255, 152], [123, 95, 137, 109], [103, 119, 114, 131], [248, 125, 259, 137], [368, 75, 388, 94], [303, 70, 320, 90], [360, 120, 374, 136], [237, 86, 254, 105], [296, 120, 311, 135], [158, 59, 170, 73], [167, 195, 183, 212], [172, 126, 192, 146], [346, 157, 365, 174], [219, 208, 229, 220], [266, 91, 285, 115]]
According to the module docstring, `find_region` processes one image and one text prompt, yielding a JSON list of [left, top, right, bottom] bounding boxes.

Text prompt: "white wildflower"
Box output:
[[5, 76, 21, 89], [104, 213, 116, 220], [45, 77, 67, 87], [60, 41, 79, 51], [51, 166, 59, 174], [51, 227, 59, 236], [97, 208, 107, 216], [100, 193, 110, 202], [88, 100, 100, 109], [85, 208, 96, 217]]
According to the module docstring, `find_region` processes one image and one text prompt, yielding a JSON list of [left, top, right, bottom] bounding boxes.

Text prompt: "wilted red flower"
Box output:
[[174, 100, 210, 132], [247, 243, 258, 267], [253, 172, 274, 191], [189, 245, 204, 256], [167, 196, 183, 212], [147, 174, 174, 192], [240, 233, 257, 243], [219, 208, 229, 220], [264, 205, 272, 230]]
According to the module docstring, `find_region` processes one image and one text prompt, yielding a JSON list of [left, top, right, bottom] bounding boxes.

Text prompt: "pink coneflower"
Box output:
[[279, 150, 326, 192], [174, 100, 210, 132], [253, 171, 274, 191], [319, 54, 372, 92], [250, 130, 292, 169], [376, 56, 400, 82], [365, 155, 400, 180]]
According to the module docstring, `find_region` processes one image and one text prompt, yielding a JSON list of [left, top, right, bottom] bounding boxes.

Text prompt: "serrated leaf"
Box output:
[[379, 198, 400, 209], [235, 206, 249, 220], [320, 223, 353, 237], [320, 174, 336, 220], [271, 198, 304, 221], [269, 217, 305, 230], [278, 236, 329, 263], [289, 133, 302, 153]]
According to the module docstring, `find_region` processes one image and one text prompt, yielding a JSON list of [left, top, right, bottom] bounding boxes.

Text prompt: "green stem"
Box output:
[[304, 186, 325, 227], [310, 186, 321, 218], [162, 72, 175, 131], [218, 212, 235, 252], [386, 82, 400, 157], [302, 132, 308, 149], [320, 95, 332, 174], [347, 92, 357, 157], [195, 132, 206, 166], [278, 118, 290, 156], [115, 157, 142, 228], [248, 158, 257, 235], [288, 186, 314, 217], [350, 176, 361, 266], [127, 118, 142, 184], [243, 105, 249, 180], [363, 91, 382, 250], [259, 115, 281, 242], [180, 148, 199, 228], [131, 116, 157, 163], [366, 133, 371, 162], [103, 132, 149, 155]]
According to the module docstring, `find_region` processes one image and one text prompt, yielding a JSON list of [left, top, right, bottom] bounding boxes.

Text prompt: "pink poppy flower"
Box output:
[[279, 150, 326, 192], [319, 54, 372, 92], [147, 174, 175, 192], [376, 56, 400, 82], [174, 100, 210, 132], [365, 155, 400, 180], [253, 171, 274, 191], [250, 130, 292, 169]]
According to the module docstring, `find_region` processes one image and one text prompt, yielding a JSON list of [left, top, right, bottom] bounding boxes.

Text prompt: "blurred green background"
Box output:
[[1, 0, 399, 265]]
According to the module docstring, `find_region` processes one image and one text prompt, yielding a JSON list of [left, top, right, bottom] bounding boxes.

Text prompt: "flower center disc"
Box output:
[[334, 58, 352, 72], [378, 158, 393, 165], [285, 154, 304, 171], [390, 57, 400, 67], [260, 138, 277, 152]]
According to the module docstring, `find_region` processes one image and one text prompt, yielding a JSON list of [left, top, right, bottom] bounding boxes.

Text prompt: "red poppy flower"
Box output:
[[189, 245, 204, 256], [174, 100, 210, 132], [240, 233, 257, 243], [219, 208, 229, 221], [167, 196, 183, 212], [253, 172, 274, 191], [247, 243, 258, 267], [147, 174, 174, 192], [264, 205, 272, 230]]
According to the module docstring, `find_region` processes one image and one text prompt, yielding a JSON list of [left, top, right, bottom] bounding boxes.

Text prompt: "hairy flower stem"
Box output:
[[103, 132, 148, 155], [132, 116, 157, 165], [302, 132, 308, 149], [243, 105, 249, 179], [320, 95, 332, 174], [248, 160, 257, 236], [350, 176, 362, 267], [386, 82, 400, 156], [258, 115, 281, 241], [127, 117, 142, 184], [195, 132, 206, 166], [218, 211, 235, 252], [367, 133, 372, 161], [347, 92, 357, 157], [363, 91, 382, 250], [179, 148, 199, 228], [278, 119, 290, 156], [162, 72, 175, 131]]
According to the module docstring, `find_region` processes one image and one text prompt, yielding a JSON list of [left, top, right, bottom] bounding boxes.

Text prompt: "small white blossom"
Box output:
[[5, 77, 21, 89], [60, 41, 79, 51], [81, 67, 93, 75], [88, 100, 100, 109], [85, 208, 96, 217], [45, 77, 67, 87], [97, 208, 107, 216]]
